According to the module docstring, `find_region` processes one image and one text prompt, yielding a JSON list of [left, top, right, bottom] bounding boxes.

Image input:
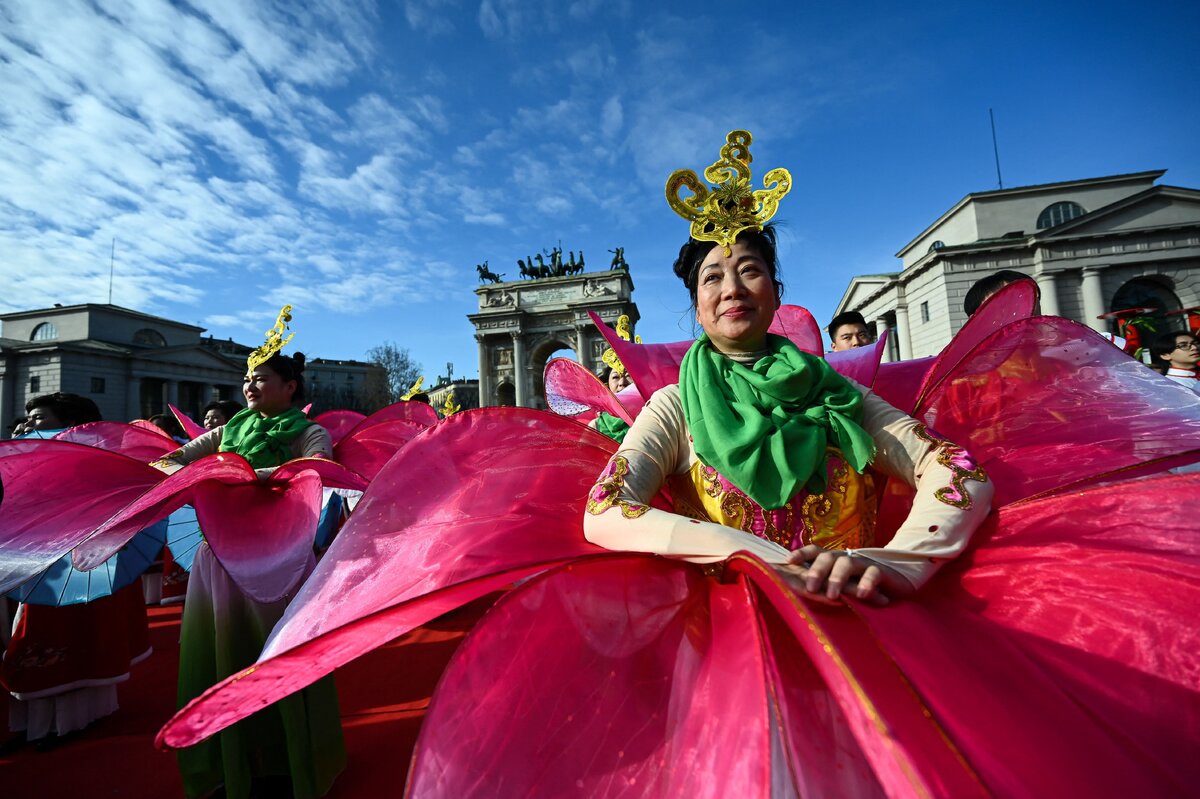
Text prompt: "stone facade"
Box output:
[[836, 171, 1200, 360], [469, 269, 638, 409], [0, 304, 244, 434]]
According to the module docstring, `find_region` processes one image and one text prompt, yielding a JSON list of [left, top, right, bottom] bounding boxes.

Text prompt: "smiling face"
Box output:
[[243, 366, 297, 417], [694, 240, 780, 353]]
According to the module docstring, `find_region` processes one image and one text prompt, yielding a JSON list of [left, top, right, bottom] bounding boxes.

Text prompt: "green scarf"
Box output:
[[679, 333, 875, 510], [218, 407, 313, 469], [593, 411, 631, 443]]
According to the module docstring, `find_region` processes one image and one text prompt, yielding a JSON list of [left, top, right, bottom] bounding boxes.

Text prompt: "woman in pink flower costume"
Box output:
[[161, 132, 1200, 797], [153, 345, 346, 799]]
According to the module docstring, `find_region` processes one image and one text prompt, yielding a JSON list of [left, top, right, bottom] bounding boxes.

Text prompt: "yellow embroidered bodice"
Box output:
[[667, 447, 878, 551]]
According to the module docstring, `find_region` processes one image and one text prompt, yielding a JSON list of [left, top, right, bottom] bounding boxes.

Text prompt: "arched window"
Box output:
[[927, 240, 945, 253], [30, 322, 58, 341], [1110, 277, 1181, 319], [1036, 201, 1085, 230], [133, 328, 167, 348]]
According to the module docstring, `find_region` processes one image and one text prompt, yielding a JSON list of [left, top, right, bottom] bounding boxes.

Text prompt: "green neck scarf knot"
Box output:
[[678, 333, 875, 510], [218, 406, 313, 469], [593, 411, 631, 443]]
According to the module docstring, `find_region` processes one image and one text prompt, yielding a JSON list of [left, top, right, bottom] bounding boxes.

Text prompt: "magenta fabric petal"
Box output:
[[157, 409, 615, 747], [332, 420, 435, 482], [169, 404, 208, 440], [312, 410, 366, 446], [852, 473, 1200, 795], [70, 453, 258, 571], [913, 279, 1038, 410], [543, 356, 632, 423], [408, 555, 774, 798], [921, 317, 1200, 505], [53, 421, 179, 460], [871, 357, 935, 413], [273, 457, 369, 491], [768, 304, 824, 355], [0, 440, 164, 593], [347, 400, 440, 432], [826, 333, 888, 387], [191, 470, 324, 603]]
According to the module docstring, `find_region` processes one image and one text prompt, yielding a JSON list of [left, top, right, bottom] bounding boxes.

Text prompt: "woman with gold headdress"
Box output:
[[153, 307, 345, 799], [582, 131, 992, 601], [158, 134, 1200, 796]]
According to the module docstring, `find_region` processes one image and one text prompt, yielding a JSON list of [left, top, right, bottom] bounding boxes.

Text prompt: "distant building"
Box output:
[[0, 303, 244, 433], [427, 379, 480, 416], [0, 303, 389, 435], [836, 170, 1200, 359]]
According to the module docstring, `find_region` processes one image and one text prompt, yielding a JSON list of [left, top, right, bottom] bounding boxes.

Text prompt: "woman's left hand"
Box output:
[[777, 545, 914, 605]]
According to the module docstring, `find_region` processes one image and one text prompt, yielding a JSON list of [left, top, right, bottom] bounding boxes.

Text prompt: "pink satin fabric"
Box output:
[[53, 421, 179, 460], [169, 403, 208, 440]]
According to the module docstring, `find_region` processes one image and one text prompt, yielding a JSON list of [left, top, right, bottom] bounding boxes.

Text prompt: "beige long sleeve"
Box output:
[[582, 382, 992, 590], [152, 424, 332, 477]]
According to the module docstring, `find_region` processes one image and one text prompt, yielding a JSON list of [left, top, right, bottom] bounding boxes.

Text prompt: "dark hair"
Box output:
[[257, 352, 307, 404], [671, 225, 783, 308], [148, 413, 185, 440], [1150, 330, 1196, 360], [203, 399, 244, 422], [827, 311, 867, 339], [963, 270, 1030, 316], [408, 392, 431, 405], [25, 392, 102, 427]]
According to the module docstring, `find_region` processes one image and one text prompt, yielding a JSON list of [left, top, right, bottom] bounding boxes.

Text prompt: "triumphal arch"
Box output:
[[469, 256, 638, 409]]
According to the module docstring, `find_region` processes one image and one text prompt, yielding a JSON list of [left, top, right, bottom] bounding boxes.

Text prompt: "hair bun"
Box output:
[[291, 352, 307, 372]]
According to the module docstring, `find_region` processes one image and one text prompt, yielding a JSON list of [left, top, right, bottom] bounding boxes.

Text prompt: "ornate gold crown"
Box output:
[[440, 390, 461, 417], [401, 376, 425, 401], [247, 305, 295, 371], [665, 129, 792, 254], [601, 314, 641, 378]]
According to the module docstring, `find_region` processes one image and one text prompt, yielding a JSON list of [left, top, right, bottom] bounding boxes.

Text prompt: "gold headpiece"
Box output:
[[247, 305, 295, 371], [401, 376, 425, 401], [440, 390, 461, 417], [665, 129, 791, 255], [601, 314, 641, 377]]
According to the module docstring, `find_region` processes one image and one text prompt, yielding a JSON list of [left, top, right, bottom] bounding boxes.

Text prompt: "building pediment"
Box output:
[[1039, 186, 1200, 239], [836, 274, 897, 314]]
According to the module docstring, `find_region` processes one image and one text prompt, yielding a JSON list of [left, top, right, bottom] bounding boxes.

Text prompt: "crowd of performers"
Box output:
[[2, 130, 1200, 798]]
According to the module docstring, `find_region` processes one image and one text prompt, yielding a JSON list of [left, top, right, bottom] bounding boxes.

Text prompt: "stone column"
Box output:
[[511, 332, 527, 407], [1081, 266, 1106, 333], [167, 379, 179, 409], [893, 305, 914, 361], [476, 335, 490, 408], [575, 326, 589, 371], [874, 316, 891, 363], [1034, 272, 1060, 317]]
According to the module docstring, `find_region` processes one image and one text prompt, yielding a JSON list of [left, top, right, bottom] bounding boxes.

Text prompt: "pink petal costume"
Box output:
[[152, 283, 1200, 796]]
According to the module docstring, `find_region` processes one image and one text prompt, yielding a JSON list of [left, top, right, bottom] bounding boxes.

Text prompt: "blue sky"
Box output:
[[2, 0, 1198, 383]]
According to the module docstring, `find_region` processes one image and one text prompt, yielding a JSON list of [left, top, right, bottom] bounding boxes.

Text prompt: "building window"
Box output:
[[920, 301, 930, 323], [927, 240, 945, 253], [1036, 201, 1085, 230], [133, 328, 168, 348], [30, 376, 40, 393], [91, 377, 106, 394], [31, 322, 57, 341]]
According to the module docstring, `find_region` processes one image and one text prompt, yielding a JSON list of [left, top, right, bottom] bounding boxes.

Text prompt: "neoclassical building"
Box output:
[[0, 304, 246, 433], [0, 303, 388, 434], [836, 170, 1200, 360]]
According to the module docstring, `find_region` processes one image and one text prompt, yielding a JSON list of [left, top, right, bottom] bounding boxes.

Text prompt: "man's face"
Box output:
[[1163, 334, 1200, 370], [831, 323, 872, 352]]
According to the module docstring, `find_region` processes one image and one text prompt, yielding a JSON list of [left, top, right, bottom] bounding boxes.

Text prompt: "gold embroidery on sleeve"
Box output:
[[586, 454, 651, 519], [913, 425, 988, 510]]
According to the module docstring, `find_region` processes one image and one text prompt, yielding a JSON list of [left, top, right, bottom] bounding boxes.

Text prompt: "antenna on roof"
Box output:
[[989, 108, 1004, 190], [108, 238, 116, 304]]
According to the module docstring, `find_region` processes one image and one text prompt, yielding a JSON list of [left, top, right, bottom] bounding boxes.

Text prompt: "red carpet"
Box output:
[[1, 599, 489, 797]]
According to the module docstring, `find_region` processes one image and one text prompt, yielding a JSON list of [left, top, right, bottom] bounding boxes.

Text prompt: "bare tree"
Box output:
[[365, 341, 422, 404]]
